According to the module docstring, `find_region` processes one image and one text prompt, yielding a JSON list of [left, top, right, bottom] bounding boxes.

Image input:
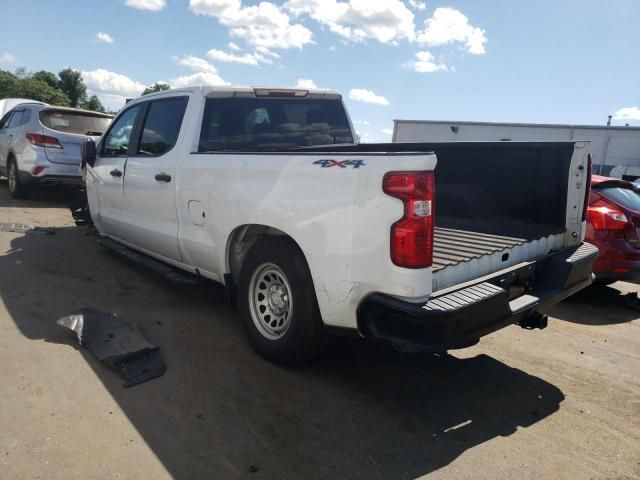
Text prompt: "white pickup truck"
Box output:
[[82, 86, 598, 363]]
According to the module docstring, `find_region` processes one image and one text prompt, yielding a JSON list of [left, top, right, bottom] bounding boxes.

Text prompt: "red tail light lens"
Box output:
[[383, 171, 434, 268], [26, 133, 63, 149], [587, 202, 628, 230], [581, 153, 592, 222]]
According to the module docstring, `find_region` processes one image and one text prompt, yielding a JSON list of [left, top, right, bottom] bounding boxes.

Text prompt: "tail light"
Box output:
[[587, 201, 628, 230], [383, 171, 434, 268], [581, 154, 592, 222], [26, 133, 63, 149]]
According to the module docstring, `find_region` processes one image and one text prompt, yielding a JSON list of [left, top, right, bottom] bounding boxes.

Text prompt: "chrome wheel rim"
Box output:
[[248, 263, 293, 340], [8, 163, 16, 193]]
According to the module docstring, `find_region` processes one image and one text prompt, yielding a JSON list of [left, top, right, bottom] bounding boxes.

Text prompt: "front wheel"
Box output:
[[238, 237, 328, 364]]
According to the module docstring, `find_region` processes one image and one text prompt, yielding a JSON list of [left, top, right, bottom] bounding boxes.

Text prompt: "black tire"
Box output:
[[238, 237, 328, 364], [7, 158, 29, 199]]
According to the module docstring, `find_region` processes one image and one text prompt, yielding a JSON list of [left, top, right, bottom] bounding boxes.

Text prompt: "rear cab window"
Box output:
[[40, 110, 111, 136], [198, 96, 353, 151]]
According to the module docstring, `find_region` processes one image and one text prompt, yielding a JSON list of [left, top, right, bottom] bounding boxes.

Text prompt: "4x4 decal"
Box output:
[[313, 159, 366, 169]]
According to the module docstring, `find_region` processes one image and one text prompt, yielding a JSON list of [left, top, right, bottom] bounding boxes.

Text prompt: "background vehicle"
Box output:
[[393, 118, 640, 179], [587, 175, 640, 283], [0, 103, 112, 198], [82, 86, 597, 363], [0, 98, 38, 118]]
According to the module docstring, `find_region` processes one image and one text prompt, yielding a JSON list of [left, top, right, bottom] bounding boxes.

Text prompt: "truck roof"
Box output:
[[133, 85, 342, 102]]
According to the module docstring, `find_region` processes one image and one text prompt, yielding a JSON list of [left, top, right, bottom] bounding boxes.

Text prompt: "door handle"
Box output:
[[155, 173, 172, 183], [110, 168, 122, 177]]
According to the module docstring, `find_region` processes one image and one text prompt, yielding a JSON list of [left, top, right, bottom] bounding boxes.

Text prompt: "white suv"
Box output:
[[0, 102, 113, 198]]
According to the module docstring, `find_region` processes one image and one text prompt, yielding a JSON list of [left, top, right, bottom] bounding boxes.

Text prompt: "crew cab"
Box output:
[[82, 86, 598, 363]]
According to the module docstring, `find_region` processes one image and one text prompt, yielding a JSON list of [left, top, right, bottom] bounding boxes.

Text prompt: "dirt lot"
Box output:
[[0, 181, 638, 480]]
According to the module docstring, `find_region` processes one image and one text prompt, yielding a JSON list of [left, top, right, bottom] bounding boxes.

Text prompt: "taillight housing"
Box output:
[[587, 201, 628, 230], [26, 133, 63, 149], [383, 171, 434, 268], [581, 153, 592, 222]]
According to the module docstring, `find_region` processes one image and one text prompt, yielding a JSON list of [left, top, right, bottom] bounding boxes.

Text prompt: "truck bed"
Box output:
[[432, 221, 566, 291]]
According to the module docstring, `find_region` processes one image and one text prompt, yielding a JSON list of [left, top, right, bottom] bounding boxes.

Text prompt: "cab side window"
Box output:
[[136, 97, 188, 156], [7, 110, 24, 128], [101, 105, 142, 156], [0, 112, 12, 129]]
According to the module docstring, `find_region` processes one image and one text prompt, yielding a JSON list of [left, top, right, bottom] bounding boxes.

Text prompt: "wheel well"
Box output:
[[226, 224, 302, 285]]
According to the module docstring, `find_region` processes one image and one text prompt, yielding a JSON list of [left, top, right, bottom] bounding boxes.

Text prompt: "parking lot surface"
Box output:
[[0, 182, 639, 480]]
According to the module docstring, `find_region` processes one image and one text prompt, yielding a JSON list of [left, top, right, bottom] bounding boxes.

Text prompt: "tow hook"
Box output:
[[518, 311, 548, 330]]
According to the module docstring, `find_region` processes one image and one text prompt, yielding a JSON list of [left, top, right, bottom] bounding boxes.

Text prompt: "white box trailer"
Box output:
[[393, 119, 640, 179]]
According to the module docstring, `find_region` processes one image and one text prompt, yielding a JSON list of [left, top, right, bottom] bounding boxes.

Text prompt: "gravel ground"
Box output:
[[0, 180, 638, 480]]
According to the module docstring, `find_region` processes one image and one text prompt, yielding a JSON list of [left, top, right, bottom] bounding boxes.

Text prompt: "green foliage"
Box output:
[[32, 70, 60, 90], [142, 82, 170, 96], [58, 68, 87, 107], [0, 67, 107, 113], [21, 78, 70, 106], [82, 94, 105, 113], [0, 70, 22, 97]]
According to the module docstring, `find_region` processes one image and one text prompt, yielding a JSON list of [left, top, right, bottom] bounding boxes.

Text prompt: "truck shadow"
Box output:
[[0, 226, 565, 480], [548, 284, 640, 326]]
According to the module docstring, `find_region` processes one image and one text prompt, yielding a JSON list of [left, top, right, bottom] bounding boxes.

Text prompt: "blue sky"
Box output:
[[1, 0, 639, 141]]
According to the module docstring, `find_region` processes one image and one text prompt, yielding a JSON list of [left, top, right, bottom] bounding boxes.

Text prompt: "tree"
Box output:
[[82, 94, 105, 113], [32, 70, 60, 90], [142, 82, 170, 95], [0, 70, 22, 98], [58, 68, 86, 107], [21, 78, 70, 106]]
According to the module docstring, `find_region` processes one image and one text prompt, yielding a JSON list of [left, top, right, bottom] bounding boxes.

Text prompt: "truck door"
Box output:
[[0, 111, 15, 169], [89, 104, 143, 240], [121, 96, 188, 262]]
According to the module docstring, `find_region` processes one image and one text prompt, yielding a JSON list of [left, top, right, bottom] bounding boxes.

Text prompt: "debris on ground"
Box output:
[[0, 223, 55, 235], [56, 308, 166, 387]]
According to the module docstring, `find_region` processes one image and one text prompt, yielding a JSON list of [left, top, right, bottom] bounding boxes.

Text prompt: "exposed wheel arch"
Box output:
[[225, 224, 307, 286]]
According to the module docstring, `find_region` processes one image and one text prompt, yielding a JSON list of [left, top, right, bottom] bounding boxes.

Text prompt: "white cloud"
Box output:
[[172, 55, 219, 73], [125, 0, 166, 11], [170, 72, 229, 88], [0, 52, 15, 64], [286, 0, 416, 44], [207, 48, 270, 65], [96, 32, 114, 44], [170, 54, 229, 87], [405, 50, 447, 73], [416, 7, 487, 54], [228, 41, 242, 51], [81, 69, 146, 106], [382, 128, 393, 135], [354, 120, 370, 125], [613, 107, 640, 121], [407, 0, 426, 11], [348, 88, 389, 106], [295, 78, 317, 89], [189, 0, 313, 50]]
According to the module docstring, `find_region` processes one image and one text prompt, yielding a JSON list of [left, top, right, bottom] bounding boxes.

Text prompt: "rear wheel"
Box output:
[[238, 237, 328, 364], [7, 159, 29, 199]]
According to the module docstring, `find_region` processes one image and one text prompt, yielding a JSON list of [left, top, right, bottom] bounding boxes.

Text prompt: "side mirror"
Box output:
[[81, 139, 97, 168]]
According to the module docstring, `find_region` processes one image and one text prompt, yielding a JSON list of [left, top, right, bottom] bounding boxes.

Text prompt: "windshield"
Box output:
[[40, 110, 111, 136], [595, 185, 640, 212], [198, 97, 353, 151]]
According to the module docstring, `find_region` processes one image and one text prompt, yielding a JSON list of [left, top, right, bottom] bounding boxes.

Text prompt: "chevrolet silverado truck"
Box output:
[[81, 86, 598, 363]]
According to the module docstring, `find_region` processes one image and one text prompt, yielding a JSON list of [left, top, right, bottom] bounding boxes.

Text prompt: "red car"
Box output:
[[586, 175, 640, 283]]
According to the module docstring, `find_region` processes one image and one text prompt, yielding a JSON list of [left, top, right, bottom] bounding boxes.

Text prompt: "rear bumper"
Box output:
[[19, 172, 82, 186], [357, 242, 599, 352]]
